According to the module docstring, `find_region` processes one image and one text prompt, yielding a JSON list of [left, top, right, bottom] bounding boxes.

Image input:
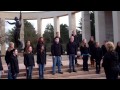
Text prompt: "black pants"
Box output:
[[104, 68, 119, 79], [96, 60, 101, 73], [75, 57, 77, 64], [83, 56, 89, 70]]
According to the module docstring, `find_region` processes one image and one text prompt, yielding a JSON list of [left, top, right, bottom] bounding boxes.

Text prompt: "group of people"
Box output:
[[0, 30, 120, 79]]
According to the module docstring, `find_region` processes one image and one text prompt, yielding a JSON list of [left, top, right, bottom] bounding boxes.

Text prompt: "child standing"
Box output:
[[10, 49, 19, 79], [24, 46, 35, 79], [36, 37, 46, 79]]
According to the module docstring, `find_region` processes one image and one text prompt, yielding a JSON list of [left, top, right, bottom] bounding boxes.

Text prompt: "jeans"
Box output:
[[8, 65, 12, 79], [26, 66, 33, 79], [39, 64, 45, 79], [0, 71, 2, 79], [96, 60, 101, 73], [69, 54, 75, 71], [56, 56, 62, 66], [11, 73, 18, 79], [52, 56, 62, 74], [83, 55, 89, 70]]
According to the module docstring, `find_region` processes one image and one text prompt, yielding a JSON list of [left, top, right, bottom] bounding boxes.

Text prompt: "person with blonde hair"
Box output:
[[5, 42, 14, 79], [102, 41, 120, 79], [80, 39, 90, 71]]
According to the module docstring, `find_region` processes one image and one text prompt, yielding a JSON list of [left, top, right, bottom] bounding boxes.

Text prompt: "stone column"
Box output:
[[37, 18, 42, 37], [20, 19, 25, 48], [68, 13, 76, 37], [0, 18, 6, 56], [82, 11, 91, 42], [94, 11, 106, 45], [54, 16, 60, 37], [112, 11, 120, 45]]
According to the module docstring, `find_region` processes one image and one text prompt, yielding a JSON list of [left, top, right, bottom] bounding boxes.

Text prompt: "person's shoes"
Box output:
[[96, 71, 100, 74], [69, 69, 72, 73], [85, 68, 89, 71], [52, 73, 55, 75], [58, 72, 63, 74], [75, 63, 80, 66], [73, 70, 77, 72]]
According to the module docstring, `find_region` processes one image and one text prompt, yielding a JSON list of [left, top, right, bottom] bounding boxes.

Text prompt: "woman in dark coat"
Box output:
[[10, 49, 19, 79], [36, 37, 46, 79], [80, 39, 90, 71], [24, 46, 35, 79], [103, 41, 119, 79]]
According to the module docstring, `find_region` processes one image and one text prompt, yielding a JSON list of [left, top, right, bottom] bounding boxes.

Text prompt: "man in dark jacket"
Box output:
[[67, 36, 77, 73], [88, 36, 96, 67], [51, 37, 63, 75], [71, 31, 79, 66], [53, 32, 63, 66]]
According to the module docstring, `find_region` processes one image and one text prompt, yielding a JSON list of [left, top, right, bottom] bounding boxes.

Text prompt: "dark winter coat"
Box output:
[[103, 51, 119, 71], [67, 42, 77, 55], [115, 46, 120, 62], [10, 55, 19, 75], [24, 53, 35, 67], [72, 34, 79, 48], [5, 50, 12, 65], [36, 43, 46, 64], [94, 47, 103, 61], [88, 40, 95, 56], [51, 42, 63, 56], [101, 45, 107, 57], [80, 45, 90, 56]]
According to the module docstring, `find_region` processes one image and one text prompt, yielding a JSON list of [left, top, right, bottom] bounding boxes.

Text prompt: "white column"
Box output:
[[37, 18, 42, 37], [82, 11, 91, 42], [20, 19, 25, 48], [54, 16, 60, 37], [68, 13, 76, 37], [112, 11, 120, 45], [94, 11, 106, 46], [0, 18, 6, 56]]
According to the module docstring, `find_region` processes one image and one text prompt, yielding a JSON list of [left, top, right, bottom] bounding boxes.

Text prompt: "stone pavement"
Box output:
[[2, 55, 92, 70]]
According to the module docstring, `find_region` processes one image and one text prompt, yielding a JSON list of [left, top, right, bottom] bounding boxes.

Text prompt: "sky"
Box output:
[[3, 11, 81, 50]]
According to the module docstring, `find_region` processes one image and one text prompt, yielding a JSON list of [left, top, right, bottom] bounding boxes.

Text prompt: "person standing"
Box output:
[[36, 37, 46, 79], [5, 42, 14, 79], [51, 37, 63, 75], [53, 32, 63, 66], [94, 42, 103, 74], [103, 41, 119, 79], [88, 36, 96, 67], [10, 49, 19, 79], [80, 39, 90, 71], [24, 46, 35, 79], [67, 36, 77, 73], [71, 31, 80, 66], [101, 40, 108, 57]]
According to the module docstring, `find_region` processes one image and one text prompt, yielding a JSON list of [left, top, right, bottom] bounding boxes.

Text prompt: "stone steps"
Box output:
[[1, 65, 105, 79]]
